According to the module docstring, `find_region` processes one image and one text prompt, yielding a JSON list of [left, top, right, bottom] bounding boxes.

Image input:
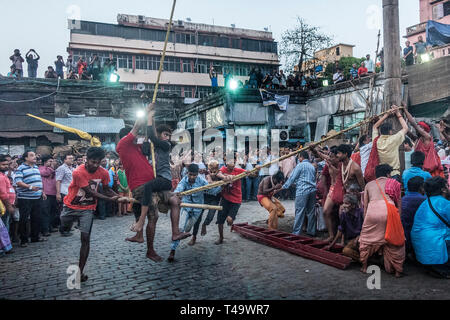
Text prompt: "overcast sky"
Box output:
[[0, 0, 419, 77]]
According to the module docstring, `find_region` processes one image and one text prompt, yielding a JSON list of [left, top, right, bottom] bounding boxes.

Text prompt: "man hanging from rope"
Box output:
[[130, 103, 191, 242]]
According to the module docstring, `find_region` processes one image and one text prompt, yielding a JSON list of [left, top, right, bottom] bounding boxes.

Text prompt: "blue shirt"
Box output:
[[282, 159, 316, 195], [411, 196, 450, 265], [401, 192, 426, 248], [108, 169, 116, 188], [211, 77, 218, 87], [174, 176, 221, 215], [402, 167, 432, 194], [14, 164, 43, 199], [350, 67, 358, 79]]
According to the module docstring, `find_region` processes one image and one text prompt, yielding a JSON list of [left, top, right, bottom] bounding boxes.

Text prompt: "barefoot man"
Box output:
[[117, 115, 162, 261], [130, 103, 191, 243], [60, 147, 130, 282], [167, 164, 221, 262], [257, 170, 285, 230], [312, 146, 345, 242]]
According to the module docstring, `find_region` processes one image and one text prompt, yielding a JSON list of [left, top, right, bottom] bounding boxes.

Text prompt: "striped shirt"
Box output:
[[14, 164, 43, 199], [282, 159, 317, 195]]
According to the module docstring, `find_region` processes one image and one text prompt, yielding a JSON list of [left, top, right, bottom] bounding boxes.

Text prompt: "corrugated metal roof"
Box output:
[[53, 117, 125, 134]]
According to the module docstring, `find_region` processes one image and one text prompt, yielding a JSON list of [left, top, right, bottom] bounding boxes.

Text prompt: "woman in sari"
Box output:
[[411, 177, 450, 279], [359, 164, 405, 278]]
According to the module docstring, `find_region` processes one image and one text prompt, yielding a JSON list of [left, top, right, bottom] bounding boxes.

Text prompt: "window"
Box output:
[[433, 3, 444, 20], [336, 47, 340, 56], [217, 36, 230, 48], [182, 60, 192, 73], [135, 55, 150, 70], [445, 1, 450, 17], [198, 35, 214, 46], [163, 56, 181, 72], [196, 60, 208, 74], [231, 38, 241, 49], [116, 54, 133, 69]]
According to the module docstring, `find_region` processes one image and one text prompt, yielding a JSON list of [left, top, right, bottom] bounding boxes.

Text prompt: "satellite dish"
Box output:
[[137, 83, 146, 92]]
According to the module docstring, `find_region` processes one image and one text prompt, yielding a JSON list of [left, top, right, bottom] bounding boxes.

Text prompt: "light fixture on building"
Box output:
[[322, 79, 329, 87], [228, 79, 239, 91], [136, 110, 146, 118], [109, 73, 120, 83], [421, 53, 431, 63]]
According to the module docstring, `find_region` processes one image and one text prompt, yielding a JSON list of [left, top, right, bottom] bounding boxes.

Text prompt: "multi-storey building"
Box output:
[[301, 43, 355, 76], [68, 14, 279, 99], [405, 0, 450, 59]]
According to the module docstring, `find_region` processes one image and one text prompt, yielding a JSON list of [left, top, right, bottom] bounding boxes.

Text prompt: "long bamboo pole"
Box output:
[[179, 107, 403, 197], [149, 0, 177, 177]]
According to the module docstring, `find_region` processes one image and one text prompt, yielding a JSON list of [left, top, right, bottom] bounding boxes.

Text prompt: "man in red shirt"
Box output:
[[60, 147, 129, 282], [215, 158, 246, 245], [358, 62, 368, 78]]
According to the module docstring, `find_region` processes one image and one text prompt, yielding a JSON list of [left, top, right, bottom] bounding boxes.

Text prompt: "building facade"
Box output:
[[68, 14, 280, 99], [405, 0, 450, 59], [301, 43, 355, 76]]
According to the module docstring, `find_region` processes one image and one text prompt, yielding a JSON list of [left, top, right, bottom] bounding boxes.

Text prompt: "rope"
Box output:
[[179, 108, 403, 196], [149, 0, 177, 177]]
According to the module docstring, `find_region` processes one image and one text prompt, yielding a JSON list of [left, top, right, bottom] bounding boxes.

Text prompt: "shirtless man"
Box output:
[[257, 171, 285, 230], [336, 144, 365, 191], [312, 146, 344, 242]]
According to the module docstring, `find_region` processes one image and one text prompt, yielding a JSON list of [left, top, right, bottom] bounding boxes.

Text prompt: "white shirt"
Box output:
[[365, 59, 375, 73], [360, 142, 373, 176]]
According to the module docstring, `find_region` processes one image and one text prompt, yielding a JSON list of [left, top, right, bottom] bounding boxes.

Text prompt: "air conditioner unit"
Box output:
[[86, 108, 98, 116], [279, 130, 289, 142], [178, 20, 185, 27], [138, 15, 145, 23]]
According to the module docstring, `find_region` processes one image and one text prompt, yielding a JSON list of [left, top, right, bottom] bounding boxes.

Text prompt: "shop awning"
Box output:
[[53, 117, 125, 134]]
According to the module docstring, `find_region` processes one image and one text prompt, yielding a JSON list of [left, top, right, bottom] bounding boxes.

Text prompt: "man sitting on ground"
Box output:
[[325, 194, 363, 261]]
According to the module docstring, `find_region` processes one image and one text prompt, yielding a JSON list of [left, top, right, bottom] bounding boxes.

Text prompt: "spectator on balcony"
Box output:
[[279, 70, 287, 89], [333, 68, 345, 84], [77, 57, 87, 78], [7, 66, 18, 78], [271, 70, 280, 89], [248, 68, 258, 88], [9, 49, 24, 78], [414, 36, 428, 64], [404, 41, 414, 66], [209, 66, 218, 92], [45, 66, 58, 79], [89, 54, 101, 81], [358, 62, 368, 78], [55, 56, 65, 79], [25, 49, 40, 78], [255, 68, 264, 88], [350, 64, 359, 80], [66, 55, 76, 74], [365, 55, 375, 73]]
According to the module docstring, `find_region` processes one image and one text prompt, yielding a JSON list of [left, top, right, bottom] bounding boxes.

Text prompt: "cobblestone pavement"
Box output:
[[0, 200, 448, 300]]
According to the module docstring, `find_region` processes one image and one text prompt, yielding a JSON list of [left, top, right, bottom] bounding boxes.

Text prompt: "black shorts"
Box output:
[[216, 198, 241, 225]]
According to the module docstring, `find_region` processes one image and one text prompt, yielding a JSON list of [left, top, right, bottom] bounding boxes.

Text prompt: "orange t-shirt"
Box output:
[[64, 165, 110, 211]]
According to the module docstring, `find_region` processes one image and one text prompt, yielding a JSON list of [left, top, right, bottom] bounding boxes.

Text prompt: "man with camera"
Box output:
[[9, 49, 24, 78]]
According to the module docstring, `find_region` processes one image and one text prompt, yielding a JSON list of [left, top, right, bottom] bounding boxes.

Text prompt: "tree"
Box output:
[[279, 17, 333, 74]]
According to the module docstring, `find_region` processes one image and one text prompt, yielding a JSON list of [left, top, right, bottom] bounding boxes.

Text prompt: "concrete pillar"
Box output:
[[382, 0, 402, 112]]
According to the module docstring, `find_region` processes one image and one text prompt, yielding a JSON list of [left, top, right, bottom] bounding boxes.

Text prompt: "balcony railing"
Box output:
[[406, 21, 428, 36]]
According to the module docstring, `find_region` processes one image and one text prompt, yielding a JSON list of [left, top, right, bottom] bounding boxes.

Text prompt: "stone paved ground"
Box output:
[[0, 200, 448, 300]]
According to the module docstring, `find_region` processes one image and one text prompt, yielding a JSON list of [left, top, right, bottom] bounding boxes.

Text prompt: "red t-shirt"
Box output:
[[64, 165, 110, 211], [0, 172, 15, 204], [116, 132, 155, 191], [220, 166, 246, 204], [358, 67, 368, 76]]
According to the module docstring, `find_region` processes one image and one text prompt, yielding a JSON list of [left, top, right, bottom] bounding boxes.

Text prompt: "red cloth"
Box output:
[[332, 164, 345, 205], [351, 152, 361, 167], [384, 178, 401, 207], [116, 132, 155, 191], [417, 122, 431, 133], [364, 136, 380, 182], [220, 166, 246, 204], [64, 165, 110, 211], [257, 195, 267, 205], [414, 139, 444, 177], [0, 172, 15, 204], [317, 165, 331, 200]]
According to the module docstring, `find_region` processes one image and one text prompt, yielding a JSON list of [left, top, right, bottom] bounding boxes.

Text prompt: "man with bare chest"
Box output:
[[336, 144, 365, 191]]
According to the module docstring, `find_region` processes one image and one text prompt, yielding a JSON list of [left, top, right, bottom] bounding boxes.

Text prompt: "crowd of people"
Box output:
[[1, 105, 449, 281], [6, 49, 119, 81]]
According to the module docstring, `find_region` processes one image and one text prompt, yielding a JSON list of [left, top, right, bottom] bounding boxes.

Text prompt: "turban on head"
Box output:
[[418, 121, 431, 133]]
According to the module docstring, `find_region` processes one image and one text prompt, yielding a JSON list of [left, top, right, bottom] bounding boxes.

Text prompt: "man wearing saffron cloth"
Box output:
[[404, 109, 444, 178]]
